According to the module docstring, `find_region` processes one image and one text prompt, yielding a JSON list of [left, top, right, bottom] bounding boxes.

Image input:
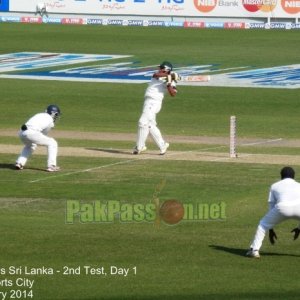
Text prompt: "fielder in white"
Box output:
[[15, 105, 61, 172], [133, 61, 179, 155], [246, 166, 300, 258]]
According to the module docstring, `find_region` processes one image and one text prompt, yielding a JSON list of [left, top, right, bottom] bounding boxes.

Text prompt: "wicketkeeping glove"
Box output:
[[291, 228, 300, 240], [269, 229, 277, 245]]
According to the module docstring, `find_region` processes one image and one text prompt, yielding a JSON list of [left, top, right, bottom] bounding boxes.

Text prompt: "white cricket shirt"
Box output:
[[268, 178, 300, 208], [144, 77, 167, 102], [25, 112, 55, 134]]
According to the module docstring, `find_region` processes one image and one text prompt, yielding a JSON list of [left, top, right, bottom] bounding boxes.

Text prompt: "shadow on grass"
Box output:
[[0, 163, 16, 170], [209, 244, 300, 258], [86, 147, 131, 155], [86, 147, 161, 157], [0, 163, 45, 172]]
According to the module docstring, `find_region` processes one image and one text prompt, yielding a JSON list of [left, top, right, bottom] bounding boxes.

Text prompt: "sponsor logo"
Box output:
[[87, 18, 103, 25], [247, 22, 266, 28], [193, 0, 238, 12], [107, 19, 123, 25], [219, 0, 239, 6], [61, 18, 84, 24], [281, 0, 300, 14], [184, 21, 205, 28], [211, 65, 300, 89], [164, 21, 184, 27], [127, 20, 144, 26], [161, 4, 185, 13], [121, 20, 146, 26], [21, 17, 42, 23], [146, 20, 165, 26], [270, 22, 286, 28], [42, 17, 62, 24], [242, 0, 277, 12], [101, 3, 126, 11], [46, 1, 66, 10], [0, 52, 131, 73], [205, 22, 224, 28], [194, 0, 217, 12], [224, 22, 245, 29], [0, 16, 20, 22]]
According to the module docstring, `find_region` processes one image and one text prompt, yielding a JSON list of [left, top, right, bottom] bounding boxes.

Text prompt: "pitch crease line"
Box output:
[[240, 138, 283, 146], [29, 158, 140, 183], [29, 138, 283, 183], [165, 138, 283, 160], [29, 146, 227, 183]]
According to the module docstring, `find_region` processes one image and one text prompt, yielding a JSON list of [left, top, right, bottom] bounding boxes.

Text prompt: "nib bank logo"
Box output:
[[281, 0, 300, 14], [242, 0, 277, 12], [194, 0, 218, 12]]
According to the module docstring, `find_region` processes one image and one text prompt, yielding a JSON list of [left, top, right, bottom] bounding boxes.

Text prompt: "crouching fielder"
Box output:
[[15, 105, 61, 172], [246, 166, 300, 258], [133, 61, 179, 155]]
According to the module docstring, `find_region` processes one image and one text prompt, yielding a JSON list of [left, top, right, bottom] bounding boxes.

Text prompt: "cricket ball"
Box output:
[[159, 199, 184, 225]]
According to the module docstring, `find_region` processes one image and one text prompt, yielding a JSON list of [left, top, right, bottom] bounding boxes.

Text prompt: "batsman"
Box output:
[[133, 61, 179, 155]]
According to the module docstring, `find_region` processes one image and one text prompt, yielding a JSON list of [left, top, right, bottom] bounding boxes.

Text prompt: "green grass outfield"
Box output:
[[1, 23, 300, 300]]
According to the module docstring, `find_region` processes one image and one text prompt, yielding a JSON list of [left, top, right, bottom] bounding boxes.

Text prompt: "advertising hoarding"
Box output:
[[7, 0, 300, 18]]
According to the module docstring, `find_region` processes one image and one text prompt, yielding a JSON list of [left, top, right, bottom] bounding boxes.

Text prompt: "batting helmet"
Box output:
[[46, 104, 61, 121], [159, 61, 173, 72]]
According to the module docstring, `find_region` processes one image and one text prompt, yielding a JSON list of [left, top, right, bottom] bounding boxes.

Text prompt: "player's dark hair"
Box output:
[[280, 166, 295, 179]]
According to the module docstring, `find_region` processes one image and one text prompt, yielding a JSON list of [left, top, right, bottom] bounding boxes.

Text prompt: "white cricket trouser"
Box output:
[[136, 100, 165, 150], [250, 203, 300, 250], [16, 129, 58, 167]]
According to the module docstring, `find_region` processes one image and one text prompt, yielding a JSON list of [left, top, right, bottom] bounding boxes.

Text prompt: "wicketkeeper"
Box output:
[[133, 61, 179, 155], [246, 166, 300, 258], [15, 104, 61, 172]]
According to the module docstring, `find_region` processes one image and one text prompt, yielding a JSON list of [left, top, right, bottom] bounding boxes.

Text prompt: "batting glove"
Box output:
[[269, 229, 277, 245], [291, 228, 300, 240], [171, 72, 181, 82], [167, 83, 177, 97]]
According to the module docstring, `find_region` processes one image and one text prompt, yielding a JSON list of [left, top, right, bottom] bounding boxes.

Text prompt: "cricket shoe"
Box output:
[[46, 165, 60, 172], [132, 146, 147, 155], [245, 248, 260, 259], [160, 142, 169, 155], [15, 163, 24, 170]]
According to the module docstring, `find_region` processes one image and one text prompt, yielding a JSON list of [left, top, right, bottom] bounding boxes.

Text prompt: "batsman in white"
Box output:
[[246, 166, 300, 258], [133, 61, 179, 155], [15, 105, 61, 172]]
